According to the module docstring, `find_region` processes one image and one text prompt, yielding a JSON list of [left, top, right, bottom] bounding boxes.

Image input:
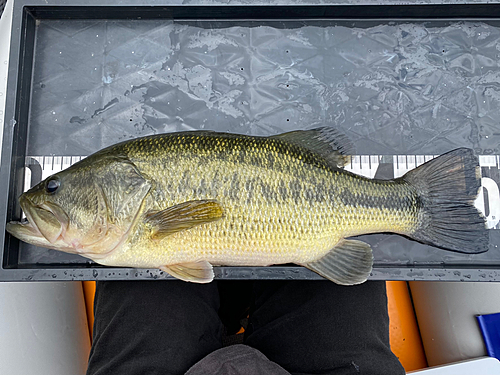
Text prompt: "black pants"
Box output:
[[86, 280, 405, 375]]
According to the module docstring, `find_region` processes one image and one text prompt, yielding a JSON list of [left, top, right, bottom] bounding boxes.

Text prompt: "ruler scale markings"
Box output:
[[62, 156, 71, 171], [407, 155, 416, 172], [43, 156, 53, 173], [27, 154, 500, 174], [33, 156, 43, 166], [479, 155, 497, 168], [53, 156, 62, 172], [23, 154, 500, 230], [361, 155, 369, 170]]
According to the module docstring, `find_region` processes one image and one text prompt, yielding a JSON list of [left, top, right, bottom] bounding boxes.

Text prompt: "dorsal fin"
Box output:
[[272, 127, 354, 168]]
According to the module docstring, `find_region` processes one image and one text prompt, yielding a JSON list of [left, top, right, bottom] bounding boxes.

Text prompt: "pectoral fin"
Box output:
[[145, 200, 224, 240], [303, 239, 373, 285], [161, 261, 214, 283]]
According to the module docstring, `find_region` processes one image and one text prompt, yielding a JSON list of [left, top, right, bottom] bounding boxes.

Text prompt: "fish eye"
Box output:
[[45, 177, 60, 194]]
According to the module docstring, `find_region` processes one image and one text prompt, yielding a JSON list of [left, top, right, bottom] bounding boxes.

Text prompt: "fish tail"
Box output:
[[402, 148, 488, 254]]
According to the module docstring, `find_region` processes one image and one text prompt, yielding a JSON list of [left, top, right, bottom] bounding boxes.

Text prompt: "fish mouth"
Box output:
[[6, 195, 70, 248]]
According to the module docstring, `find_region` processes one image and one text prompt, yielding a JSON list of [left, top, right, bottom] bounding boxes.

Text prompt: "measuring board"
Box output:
[[23, 154, 500, 230]]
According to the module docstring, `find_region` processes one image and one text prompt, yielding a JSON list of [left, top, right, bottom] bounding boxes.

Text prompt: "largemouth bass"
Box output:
[[6, 128, 488, 285]]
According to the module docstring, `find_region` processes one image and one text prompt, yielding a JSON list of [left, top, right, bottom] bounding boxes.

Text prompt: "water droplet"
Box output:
[[52, 111, 56, 115], [3, 61, 7, 65]]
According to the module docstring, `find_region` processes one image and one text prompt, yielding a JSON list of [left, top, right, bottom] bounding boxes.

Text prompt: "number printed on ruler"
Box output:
[[24, 154, 500, 230]]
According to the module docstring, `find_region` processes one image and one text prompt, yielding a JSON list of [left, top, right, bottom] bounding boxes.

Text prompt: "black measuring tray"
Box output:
[[2, 0, 500, 281]]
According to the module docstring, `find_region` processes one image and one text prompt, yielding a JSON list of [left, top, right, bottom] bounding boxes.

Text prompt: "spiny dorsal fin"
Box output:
[[145, 200, 224, 240], [272, 127, 354, 168], [161, 261, 214, 283], [303, 239, 373, 285]]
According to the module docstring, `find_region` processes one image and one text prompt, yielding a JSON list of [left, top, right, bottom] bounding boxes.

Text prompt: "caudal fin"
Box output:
[[402, 148, 488, 254]]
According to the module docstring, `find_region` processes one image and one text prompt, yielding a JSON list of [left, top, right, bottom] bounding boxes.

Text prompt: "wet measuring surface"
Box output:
[[3, 2, 500, 280]]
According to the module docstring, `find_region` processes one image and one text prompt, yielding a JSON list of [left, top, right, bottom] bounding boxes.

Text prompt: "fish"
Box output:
[[6, 127, 488, 285]]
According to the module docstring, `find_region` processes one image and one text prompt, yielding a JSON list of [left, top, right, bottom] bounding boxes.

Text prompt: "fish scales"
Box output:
[[96, 132, 420, 268], [8, 128, 487, 285]]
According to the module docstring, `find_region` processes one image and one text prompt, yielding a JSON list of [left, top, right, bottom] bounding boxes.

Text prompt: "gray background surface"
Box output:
[[3, 0, 500, 280], [23, 18, 500, 267], [29, 20, 500, 156]]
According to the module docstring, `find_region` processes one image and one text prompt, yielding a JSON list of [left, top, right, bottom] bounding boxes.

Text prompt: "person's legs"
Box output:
[[86, 280, 223, 375], [245, 280, 405, 375]]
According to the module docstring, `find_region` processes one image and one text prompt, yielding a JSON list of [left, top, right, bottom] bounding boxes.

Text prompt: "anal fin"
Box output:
[[303, 239, 373, 285], [161, 261, 214, 283]]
